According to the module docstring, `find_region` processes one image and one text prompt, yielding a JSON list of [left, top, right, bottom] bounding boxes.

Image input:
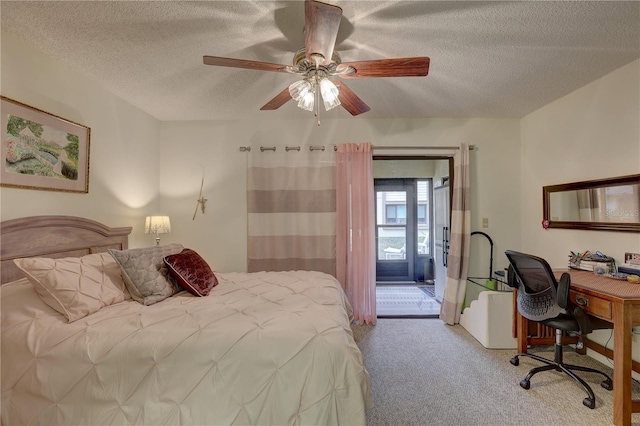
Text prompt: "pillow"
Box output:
[[163, 249, 218, 297], [13, 252, 131, 322], [109, 243, 183, 306]]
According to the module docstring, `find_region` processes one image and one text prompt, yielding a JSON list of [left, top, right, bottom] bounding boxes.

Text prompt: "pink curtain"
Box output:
[[336, 143, 376, 325]]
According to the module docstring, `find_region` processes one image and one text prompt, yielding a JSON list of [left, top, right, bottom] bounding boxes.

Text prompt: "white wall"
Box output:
[[4, 22, 638, 365], [160, 118, 521, 273], [520, 59, 640, 269], [373, 159, 438, 178], [520, 59, 640, 361], [5, 21, 635, 277], [0, 31, 161, 248], [1, 29, 521, 277]]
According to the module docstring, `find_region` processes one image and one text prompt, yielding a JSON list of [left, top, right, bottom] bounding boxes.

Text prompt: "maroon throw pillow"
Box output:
[[163, 249, 218, 297]]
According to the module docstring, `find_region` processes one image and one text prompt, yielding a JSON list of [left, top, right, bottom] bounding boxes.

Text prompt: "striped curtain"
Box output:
[[440, 143, 472, 325], [247, 146, 336, 275]]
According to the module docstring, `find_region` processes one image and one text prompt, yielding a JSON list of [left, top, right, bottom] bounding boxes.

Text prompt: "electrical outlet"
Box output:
[[482, 218, 489, 228]]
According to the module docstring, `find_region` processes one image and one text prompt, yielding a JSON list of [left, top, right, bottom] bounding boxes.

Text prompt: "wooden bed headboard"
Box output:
[[0, 216, 132, 284]]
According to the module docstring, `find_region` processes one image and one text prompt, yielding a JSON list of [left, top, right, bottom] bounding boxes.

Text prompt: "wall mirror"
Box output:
[[543, 174, 640, 232]]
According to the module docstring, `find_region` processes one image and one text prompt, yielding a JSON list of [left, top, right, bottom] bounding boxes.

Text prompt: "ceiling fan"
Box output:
[[203, 0, 430, 122]]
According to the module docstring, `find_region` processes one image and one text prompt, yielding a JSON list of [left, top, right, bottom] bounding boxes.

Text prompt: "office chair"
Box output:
[[504, 250, 613, 409]]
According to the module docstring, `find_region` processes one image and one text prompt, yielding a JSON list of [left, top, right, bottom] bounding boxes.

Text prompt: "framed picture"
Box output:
[[1, 96, 90, 193]]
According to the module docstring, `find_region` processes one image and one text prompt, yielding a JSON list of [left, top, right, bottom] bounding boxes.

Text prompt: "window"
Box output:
[[416, 180, 431, 255], [417, 204, 427, 224], [385, 204, 406, 224]]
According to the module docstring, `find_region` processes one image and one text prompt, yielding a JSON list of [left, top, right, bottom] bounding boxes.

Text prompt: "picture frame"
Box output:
[[1, 96, 90, 193]]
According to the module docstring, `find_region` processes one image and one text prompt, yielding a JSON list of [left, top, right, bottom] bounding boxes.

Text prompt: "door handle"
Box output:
[[442, 226, 448, 267]]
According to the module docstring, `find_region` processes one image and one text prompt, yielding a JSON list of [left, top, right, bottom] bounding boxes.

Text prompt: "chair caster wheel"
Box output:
[[510, 357, 519, 366], [519, 379, 530, 389], [583, 398, 595, 409], [601, 379, 613, 391]]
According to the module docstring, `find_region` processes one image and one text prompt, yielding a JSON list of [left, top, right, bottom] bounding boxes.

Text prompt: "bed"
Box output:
[[1, 215, 373, 425]]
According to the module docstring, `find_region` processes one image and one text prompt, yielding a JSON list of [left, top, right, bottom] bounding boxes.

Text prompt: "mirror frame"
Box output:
[[543, 174, 640, 233]]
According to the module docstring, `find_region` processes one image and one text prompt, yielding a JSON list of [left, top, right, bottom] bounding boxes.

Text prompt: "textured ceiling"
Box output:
[[1, 1, 639, 122]]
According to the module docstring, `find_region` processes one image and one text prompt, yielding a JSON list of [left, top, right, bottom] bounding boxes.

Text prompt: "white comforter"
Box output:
[[1, 271, 372, 425]]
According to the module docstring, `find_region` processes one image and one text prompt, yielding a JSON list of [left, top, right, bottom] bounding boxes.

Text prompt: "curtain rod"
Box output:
[[372, 145, 475, 150], [239, 144, 474, 152], [239, 145, 327, 152]]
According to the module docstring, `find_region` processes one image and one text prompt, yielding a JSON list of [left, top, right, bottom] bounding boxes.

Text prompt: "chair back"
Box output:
[[505, 250, 563, 322]]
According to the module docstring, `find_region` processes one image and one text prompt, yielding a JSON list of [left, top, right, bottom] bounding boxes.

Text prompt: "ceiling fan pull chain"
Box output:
[[315, 75, 321, 126]]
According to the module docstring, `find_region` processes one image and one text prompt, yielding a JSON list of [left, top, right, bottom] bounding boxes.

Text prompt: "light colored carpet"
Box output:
[[352, 318, 640, 426], [376, 286, 440, 316]]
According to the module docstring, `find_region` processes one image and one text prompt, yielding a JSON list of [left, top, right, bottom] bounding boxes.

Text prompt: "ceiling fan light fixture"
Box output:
[[289, 79, 313, 102], [319, 78, 341, 111], [297, 90, 315, 111], [204, 0, 430, 119]]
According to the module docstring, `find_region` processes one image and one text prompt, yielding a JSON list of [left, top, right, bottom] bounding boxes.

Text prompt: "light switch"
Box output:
[[482, 218, 489, 228]]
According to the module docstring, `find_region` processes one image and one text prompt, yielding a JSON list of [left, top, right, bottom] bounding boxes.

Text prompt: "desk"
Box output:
[[515, 270, 640, 426]]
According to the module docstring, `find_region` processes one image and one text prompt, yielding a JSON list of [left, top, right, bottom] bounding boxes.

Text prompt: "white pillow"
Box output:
[[14, 252, 130, 322]]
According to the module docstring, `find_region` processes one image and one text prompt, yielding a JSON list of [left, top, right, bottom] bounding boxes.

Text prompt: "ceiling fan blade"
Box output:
[[338, 57, 430, 78], [305, 0, 342, 65], [336, 81, 370, 116], [260, 87, 292, 110], [203, 56, 291, 73]]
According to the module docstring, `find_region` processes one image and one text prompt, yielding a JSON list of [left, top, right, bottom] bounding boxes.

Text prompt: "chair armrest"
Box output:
[[571, 305, 592, 335], [507, 265, 518, 288], [558, 272, 593, 334], [557, 272, 570, 309]]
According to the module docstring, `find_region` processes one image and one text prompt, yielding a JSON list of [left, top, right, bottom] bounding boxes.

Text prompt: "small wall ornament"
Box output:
[[193, 176, 207, 220]]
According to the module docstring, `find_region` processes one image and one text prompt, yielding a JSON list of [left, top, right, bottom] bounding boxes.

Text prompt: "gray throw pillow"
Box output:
[[109, 243, 184, 305]]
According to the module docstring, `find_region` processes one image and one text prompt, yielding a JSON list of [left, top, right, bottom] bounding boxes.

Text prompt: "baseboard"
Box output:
[[584, 338, 640, 374]]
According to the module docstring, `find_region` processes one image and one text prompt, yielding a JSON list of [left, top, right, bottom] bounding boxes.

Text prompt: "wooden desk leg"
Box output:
[[613, 303, 632, 426], [517, 307, 528, 354]]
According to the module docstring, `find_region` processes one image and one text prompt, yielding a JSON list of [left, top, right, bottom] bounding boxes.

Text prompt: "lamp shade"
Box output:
[[144, 216, 171, 235], [319, 78, 341, 111], [297, 91, 315, 111], [289, 77, 340, 115], [288, 79, 313, 102]]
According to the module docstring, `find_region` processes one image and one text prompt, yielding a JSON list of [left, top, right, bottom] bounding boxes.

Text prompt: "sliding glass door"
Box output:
[[375, 179, 432, 283]]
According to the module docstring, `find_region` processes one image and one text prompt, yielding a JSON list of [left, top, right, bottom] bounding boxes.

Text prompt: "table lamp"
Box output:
[[144, 216, 171, 246]]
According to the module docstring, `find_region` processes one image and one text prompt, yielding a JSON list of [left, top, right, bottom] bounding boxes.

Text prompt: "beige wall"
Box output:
[[3, 26, 638, 363], [3, 28, 635, 274], [0, 31, 162, 248], [520, 59, 640, 268], [373, 159, 439, 178], [520, 59, 640, 361], [0, 30, 521, 275], [159, 118, 521, 274]]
